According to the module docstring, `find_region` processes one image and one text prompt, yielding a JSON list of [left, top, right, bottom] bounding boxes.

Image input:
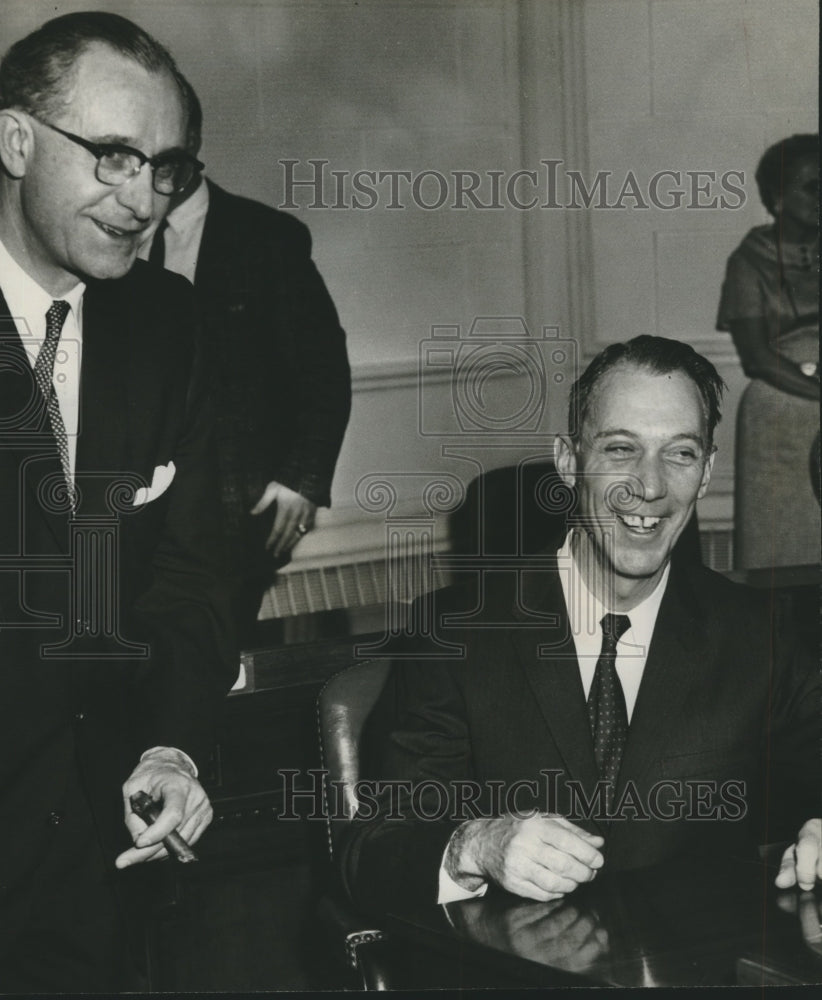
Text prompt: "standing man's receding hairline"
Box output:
[[0, 11, 192, 126]]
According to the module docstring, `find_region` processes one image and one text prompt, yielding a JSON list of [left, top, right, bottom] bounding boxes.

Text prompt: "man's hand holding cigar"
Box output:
[[116, 747, 213, 868]]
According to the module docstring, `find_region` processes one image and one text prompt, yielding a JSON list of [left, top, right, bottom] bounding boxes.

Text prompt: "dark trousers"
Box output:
[[0, 777, 137, 993], [231, 554, 291, 649]]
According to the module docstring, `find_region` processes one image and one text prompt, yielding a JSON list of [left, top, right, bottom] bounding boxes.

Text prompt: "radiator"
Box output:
[[259, 528, 735, 620]]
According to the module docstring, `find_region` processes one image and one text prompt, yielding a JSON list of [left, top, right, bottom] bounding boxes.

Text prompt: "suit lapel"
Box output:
[[0, 295, 45, 432], [0, 290, 69, 552], [193, 180, 223, 287], [510, 557, 708, 839], [74, 280, 128, 513], [511, 563, 601, 793], [615, 564, 705, 791]]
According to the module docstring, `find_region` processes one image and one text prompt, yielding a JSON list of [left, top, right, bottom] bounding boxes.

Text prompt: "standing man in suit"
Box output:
[[140, 82, 351, 643], [340, 336, 820, 914], [0, 12, 235, 991]]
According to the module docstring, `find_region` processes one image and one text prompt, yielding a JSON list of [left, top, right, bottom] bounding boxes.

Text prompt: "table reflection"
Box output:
[[440, 855, 822, 987]]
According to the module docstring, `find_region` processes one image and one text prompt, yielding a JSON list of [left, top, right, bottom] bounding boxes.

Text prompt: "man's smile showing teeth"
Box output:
[[94, 221, 135, 237], [618, 513, 662, 532]]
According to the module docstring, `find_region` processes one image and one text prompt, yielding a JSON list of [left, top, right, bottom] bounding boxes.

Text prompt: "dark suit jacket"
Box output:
[[0, 263, 235, 920], [339, 558, 820, 915], [192, 180, 351, 584]]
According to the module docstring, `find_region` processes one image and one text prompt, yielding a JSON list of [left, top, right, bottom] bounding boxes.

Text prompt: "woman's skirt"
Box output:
[[735, 378, 820, 569]]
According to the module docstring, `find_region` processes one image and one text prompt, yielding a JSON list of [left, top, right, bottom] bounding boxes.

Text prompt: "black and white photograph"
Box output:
[[0, 0, 818, 993]]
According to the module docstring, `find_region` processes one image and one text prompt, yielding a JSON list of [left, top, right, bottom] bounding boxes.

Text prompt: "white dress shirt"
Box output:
[[0, 237, 84, 478], [557, 531, 669, 721], [137, 179, 209, 283], [438, 531, 670, 904]]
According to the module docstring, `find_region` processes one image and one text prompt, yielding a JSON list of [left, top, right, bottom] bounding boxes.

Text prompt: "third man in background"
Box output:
[[141, 81, 351, 642]]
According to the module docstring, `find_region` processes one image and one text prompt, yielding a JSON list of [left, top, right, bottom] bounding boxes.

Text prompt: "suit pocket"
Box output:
[[661, 748, 749, 779]]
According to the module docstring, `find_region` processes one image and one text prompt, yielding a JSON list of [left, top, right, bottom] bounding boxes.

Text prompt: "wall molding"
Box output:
[[351, 356, 427, 392], [351, 349, 743, 393]]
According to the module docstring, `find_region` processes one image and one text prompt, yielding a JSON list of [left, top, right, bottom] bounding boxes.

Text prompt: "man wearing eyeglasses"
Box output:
[[0, 12, 235, 991]]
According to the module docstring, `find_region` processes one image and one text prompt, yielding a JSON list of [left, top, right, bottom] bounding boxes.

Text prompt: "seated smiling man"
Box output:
[[339, 335, 821, 912]]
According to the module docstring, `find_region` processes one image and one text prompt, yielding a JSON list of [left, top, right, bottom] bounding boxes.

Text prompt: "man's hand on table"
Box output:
[[115, 747, 213, 868], [775, 819, 822, 891], [445, 813, 604, 901], [774, 819, 822, 956]]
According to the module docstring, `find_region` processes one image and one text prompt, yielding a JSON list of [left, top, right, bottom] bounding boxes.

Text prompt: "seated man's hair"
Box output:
[[568, 335, 726, 446], [0, 11, 191, 122]]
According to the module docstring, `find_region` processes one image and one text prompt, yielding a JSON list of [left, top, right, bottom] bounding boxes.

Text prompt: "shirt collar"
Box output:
[[164, 176, 210, 235], [0, 235, 85, 338], [558, 530, 669, 648]]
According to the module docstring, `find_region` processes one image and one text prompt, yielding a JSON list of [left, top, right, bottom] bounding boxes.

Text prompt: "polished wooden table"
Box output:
[[384, 854, 822, 988]]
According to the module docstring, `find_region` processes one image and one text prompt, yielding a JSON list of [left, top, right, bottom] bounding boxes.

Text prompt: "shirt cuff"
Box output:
[[139, 746, 198, 779], [437, 850, 488, 904]]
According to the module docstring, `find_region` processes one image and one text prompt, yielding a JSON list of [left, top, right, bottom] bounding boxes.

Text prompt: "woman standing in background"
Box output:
[[717, 134, 819, 569]]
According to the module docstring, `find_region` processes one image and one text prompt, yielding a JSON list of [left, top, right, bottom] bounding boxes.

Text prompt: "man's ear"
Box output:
[[554, 434, 578, 486], [0, 110, 33, 179], [696, 447, 716, 500]]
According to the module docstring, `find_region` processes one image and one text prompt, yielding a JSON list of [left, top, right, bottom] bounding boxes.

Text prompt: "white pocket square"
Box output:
[[133, 461, 176, 506]]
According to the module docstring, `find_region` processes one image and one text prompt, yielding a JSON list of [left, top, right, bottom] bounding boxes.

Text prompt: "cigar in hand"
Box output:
[[129, 790, 198, 864]]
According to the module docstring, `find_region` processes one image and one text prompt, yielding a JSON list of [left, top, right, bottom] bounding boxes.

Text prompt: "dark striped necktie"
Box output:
[[588, 612, 631, 803]]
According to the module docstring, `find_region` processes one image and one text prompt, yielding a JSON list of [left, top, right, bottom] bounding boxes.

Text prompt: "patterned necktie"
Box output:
[[148, 218, 168, 268], [588, 613, 631, 801], [34, 300, 75, 510]]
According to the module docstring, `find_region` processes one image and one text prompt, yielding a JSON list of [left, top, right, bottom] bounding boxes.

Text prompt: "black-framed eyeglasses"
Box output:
[[31, 116, 203, 195]]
